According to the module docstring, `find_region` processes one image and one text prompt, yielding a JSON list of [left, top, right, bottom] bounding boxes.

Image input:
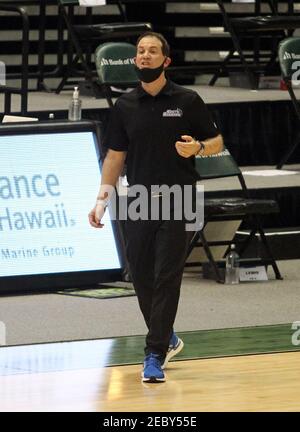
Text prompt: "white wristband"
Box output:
[[96, 199, 108, 208]]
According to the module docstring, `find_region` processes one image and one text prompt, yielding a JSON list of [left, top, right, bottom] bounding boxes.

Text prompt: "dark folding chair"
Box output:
[[186, 147, 283, 283], [95, 41, 138, 108], [277, 37, 300, 168], [211, 0, 300, 89], [0, 4, 29, 115], [55, 0, 151, 94]]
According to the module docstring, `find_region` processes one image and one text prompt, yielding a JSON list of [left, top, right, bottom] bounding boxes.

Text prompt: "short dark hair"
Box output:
[[136, 32, 170, 57]]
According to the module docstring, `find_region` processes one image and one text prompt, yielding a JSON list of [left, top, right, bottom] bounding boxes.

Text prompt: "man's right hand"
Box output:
[[88, 202, 106, 228]]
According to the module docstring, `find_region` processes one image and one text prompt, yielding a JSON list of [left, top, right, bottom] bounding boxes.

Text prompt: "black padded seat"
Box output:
[[232, 15, 300, 32], [205, 198, 279, 218], [74, 22, 151, 39]]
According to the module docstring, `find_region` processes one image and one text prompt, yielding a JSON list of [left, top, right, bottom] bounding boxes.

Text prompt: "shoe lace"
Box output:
[[145, 353, 162, 368]]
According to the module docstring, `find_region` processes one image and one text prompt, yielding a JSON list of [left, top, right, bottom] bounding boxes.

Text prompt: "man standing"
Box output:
[[89, 32, 223, 383]]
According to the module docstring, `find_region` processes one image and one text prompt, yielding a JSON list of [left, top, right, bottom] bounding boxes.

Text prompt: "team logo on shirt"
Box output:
[[162, 108, 183, 117]]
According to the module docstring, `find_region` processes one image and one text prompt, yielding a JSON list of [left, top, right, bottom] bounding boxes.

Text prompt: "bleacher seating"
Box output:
[[1, 1, 300, 90]]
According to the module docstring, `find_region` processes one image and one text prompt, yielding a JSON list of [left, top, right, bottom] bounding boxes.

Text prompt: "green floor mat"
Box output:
[[57, 283, 136, 299]]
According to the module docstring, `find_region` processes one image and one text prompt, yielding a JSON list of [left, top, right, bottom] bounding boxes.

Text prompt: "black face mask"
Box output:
[[135, 59, 166, 83]]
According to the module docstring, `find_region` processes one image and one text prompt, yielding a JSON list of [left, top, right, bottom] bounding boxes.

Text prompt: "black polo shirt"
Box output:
[[103, 80, 219, 188]]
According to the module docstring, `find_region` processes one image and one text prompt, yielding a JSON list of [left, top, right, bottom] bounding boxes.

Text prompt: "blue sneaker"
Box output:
[[142, 353, 166, 383], [161, 333, 184, 369]]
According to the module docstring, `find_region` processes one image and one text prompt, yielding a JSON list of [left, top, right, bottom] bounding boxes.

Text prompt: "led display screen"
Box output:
[[0, 121, 124, 292]]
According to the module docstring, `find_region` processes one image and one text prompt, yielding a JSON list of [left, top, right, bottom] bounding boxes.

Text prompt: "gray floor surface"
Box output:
[[0, 259, 299, 346], [2, 84, 300, 114]]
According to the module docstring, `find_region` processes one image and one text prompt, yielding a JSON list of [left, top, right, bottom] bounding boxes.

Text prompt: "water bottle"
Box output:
[[68, 86, 82, 121], [225, 244, 240, 284]]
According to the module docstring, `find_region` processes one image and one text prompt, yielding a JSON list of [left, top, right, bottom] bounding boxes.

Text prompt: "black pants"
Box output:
[[125, 214, 192, 359]]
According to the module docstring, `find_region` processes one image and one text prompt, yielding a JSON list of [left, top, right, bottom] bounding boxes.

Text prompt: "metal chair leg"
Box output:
[[199, 231, 224, 283]]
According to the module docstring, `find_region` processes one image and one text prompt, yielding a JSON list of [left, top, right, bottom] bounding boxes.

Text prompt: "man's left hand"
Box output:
[[175, 135, 200, 158]]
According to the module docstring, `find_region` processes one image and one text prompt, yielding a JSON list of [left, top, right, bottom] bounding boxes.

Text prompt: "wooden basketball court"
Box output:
[[1, 343, 300, 412]]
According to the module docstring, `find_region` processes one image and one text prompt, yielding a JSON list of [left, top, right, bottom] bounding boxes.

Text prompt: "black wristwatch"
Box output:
[[196, 141, 205, 156]]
